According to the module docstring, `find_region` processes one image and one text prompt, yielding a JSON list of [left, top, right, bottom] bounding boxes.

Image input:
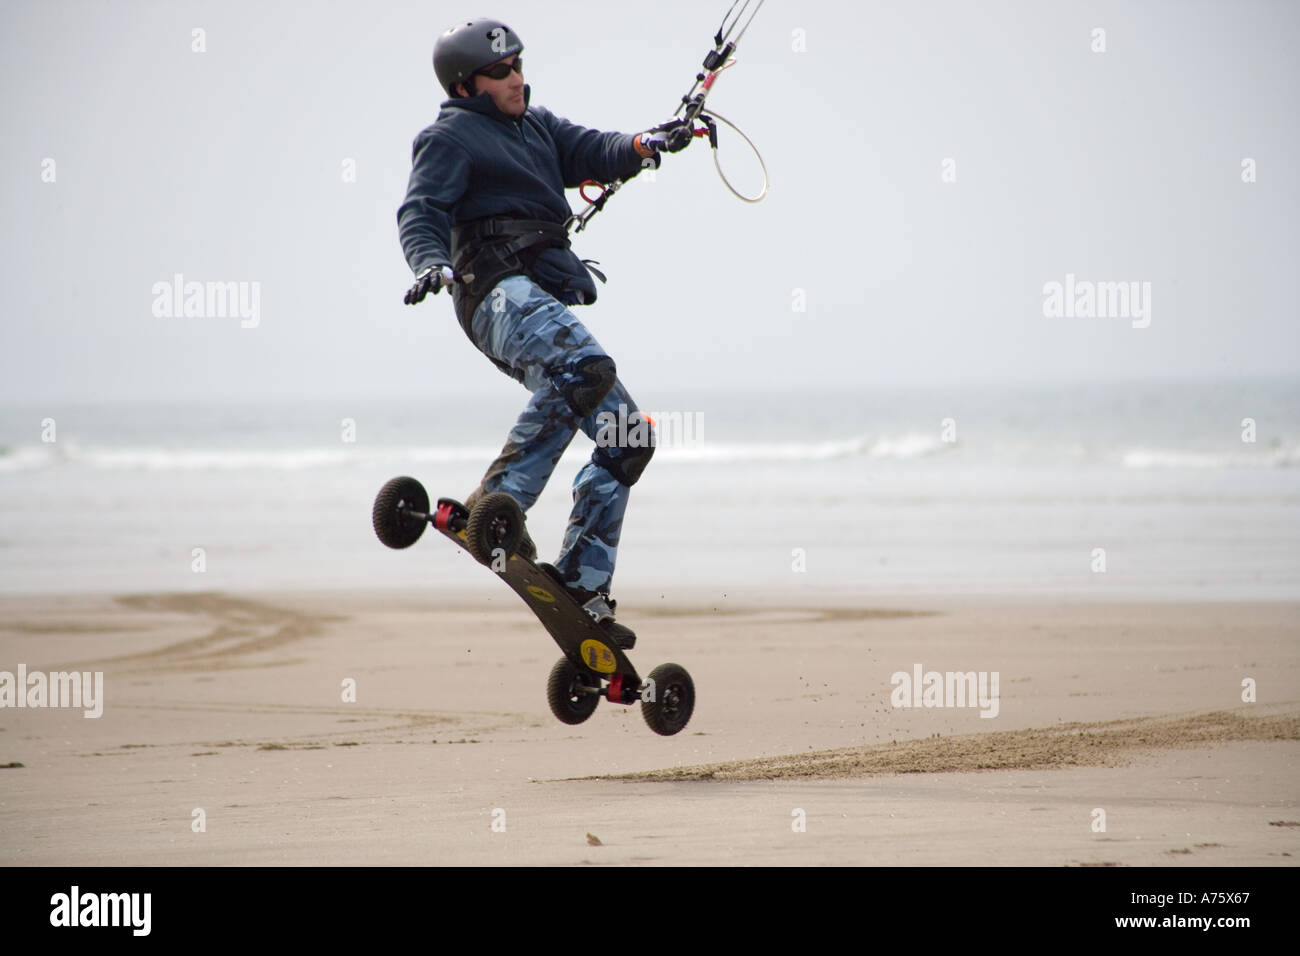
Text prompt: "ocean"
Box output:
[[1, 380, 1297, 599]]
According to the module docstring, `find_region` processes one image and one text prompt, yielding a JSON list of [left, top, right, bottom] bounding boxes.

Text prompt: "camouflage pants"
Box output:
[[466, 275, 651, 596]]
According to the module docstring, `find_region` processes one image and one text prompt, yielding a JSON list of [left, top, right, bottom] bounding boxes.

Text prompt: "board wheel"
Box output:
[[372, 476, 429, 549], [641, 662, 695, 736], [546, 656, 601, 725], [465, 492, 525, 566]]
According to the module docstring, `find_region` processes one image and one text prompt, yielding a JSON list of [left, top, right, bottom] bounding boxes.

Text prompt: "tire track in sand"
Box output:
[[63, 592, 343, 673]]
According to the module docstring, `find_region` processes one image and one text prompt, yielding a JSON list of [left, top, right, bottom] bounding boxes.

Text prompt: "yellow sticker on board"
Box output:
[[580, 639, 617, 674], [527, 585, 556, 603]]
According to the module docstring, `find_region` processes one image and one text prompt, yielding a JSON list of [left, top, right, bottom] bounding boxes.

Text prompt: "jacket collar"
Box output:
[[441, 83, 531, 125]]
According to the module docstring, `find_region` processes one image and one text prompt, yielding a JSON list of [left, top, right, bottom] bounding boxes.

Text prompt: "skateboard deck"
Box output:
[[372, 475, 693, 734], [430, 497, 643, 700]]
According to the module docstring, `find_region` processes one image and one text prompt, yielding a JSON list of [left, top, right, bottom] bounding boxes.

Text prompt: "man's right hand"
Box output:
[[404, 265, 456, 305], [637, 118, 694, 155]]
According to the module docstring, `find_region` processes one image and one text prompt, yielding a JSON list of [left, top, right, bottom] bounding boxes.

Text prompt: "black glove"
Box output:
[[404, 265, 453, 305], [640, 118, 694, 154]]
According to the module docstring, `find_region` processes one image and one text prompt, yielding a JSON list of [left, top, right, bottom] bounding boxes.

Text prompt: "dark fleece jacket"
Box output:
[[397, 84, 648, 307]]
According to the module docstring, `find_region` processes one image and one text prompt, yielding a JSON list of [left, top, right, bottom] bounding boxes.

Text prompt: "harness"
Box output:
[[449, 217, 606, 373]]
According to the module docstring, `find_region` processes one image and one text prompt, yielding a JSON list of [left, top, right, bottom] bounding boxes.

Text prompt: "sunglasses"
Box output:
[[476, 57, 523, 80]]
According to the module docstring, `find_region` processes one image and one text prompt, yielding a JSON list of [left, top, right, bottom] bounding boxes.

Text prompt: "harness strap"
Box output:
[[448, 216, 597, 375], [453, 217, 570, 251]]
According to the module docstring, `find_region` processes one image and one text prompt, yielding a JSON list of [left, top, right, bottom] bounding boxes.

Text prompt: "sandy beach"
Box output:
[[4, 0, 1298, 883], [1, 589, 1296, 866]]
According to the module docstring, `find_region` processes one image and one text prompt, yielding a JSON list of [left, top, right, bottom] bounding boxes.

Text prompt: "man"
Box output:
[[398, 18, 692, 648]]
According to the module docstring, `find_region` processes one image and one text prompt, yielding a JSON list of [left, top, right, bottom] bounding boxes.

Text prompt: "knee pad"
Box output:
[[562, 355, 617, 418], [592, 410, 656, 486]]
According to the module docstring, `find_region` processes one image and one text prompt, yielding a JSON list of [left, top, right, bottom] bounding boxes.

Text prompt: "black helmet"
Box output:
[[433, 18, 524, 98]]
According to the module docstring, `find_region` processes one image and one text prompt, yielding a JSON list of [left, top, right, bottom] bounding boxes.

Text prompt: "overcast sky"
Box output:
[[2, 0, 1297, 404]]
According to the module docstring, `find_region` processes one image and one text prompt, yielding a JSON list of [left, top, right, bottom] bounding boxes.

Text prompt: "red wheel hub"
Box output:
[[607, 673, 625, 704]]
